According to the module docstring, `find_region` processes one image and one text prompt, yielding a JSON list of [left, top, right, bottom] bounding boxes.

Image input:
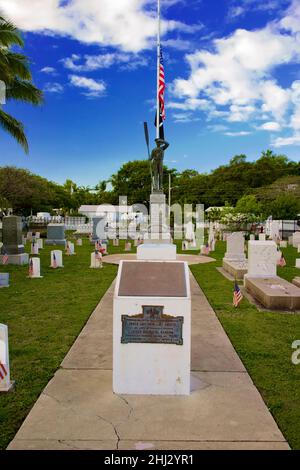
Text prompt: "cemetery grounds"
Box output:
[[0, 236, 299, 450]]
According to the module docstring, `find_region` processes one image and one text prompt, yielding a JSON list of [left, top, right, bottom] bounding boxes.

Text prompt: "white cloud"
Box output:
[[259, 121, 282, 131], [171, 1, 300, 146], [69, 75, 106, 97], [0, 0, 197, 52], [40, 66, 57, 75], [272, 134, 300, 147], [61, 52, 148, 72], [224, 131, 251, 137], [44, 82, 63, 93]]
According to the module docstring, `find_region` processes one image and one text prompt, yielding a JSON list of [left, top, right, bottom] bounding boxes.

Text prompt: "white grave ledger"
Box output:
[[113, 260, 191, 395], [0, 324, 14, 392]]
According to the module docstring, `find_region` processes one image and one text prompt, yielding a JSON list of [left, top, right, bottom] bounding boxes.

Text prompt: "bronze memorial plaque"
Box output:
[[118, 261, 187, 297], [121, 306, 184, 345]]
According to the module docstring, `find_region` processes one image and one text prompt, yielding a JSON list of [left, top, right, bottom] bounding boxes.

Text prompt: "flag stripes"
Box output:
[[0, 361, 8, 381]]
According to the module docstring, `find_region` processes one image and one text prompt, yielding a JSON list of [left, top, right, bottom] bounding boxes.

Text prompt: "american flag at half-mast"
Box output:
[[0, 361, 8, 381], [233, 281, 243, 308], [155, 47, 166, 140]]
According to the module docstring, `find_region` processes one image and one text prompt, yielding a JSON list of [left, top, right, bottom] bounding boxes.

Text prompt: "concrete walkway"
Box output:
[[8, 273, 289, 450]]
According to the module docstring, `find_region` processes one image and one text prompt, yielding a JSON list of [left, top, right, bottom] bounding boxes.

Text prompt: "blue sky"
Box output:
[[0, 0, 300, 186]]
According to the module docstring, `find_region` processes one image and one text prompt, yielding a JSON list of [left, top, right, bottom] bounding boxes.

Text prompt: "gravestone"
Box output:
[[37, 238, 43, 250], [246, 241, 277, 278], [270, 220, 280, 240], [249, 234, 255, 241], [28, 258, 42, 278], [50, 250, 63, 268], [280, 241, 287, 248], [0, 216, 28, 265], [31, 240, 39, 255], [90, 251, 103, 268], [296, 259, 300, 269], [224, 232, 246, 262], [292, 232, 300, 248], [223, 232, 248, 280], [0, 273, 9, 288], [124, 242, 132, 252], [259, 233, 266, 241], [45, 224, 66, 246], [113, 261, 191, 395], [244, 240, 300, 309], [76, 238, 83, 246], [0, 324, 14, 392]]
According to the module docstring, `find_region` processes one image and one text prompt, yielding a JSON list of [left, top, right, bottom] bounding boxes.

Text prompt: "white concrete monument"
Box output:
[[113, 260, 191, 395], [270, 220, 280, 240], [296, 259, 300, 269], [224, 232, 246, 262], [37, 238, 43, 250], [0, 324, 14, 392], [259, 233, 266, 241], [31, 241, 39, 255]]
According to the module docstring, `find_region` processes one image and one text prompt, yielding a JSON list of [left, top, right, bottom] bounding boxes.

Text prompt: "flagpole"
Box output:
[[156, 0, 161, 140]]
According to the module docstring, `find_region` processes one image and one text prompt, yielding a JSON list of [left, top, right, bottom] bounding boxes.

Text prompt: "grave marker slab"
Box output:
[[0, 324, 14, 392]]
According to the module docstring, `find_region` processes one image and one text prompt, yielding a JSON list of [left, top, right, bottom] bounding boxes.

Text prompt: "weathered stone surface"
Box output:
[[247, 241, 277, 278], [1, 216, 24, 255], [224, 232, 245, 262], [45, 224, 66, 246], [222, 259, 248, 280], [245, 276, 300, 310]]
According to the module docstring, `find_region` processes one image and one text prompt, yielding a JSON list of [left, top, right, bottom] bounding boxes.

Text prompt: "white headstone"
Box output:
[[31, 241, 39, 255], [270, 220, 280, 240], [296, 259, 300, 269], [247, 241, 277, 278], [28, 257, 42, 278], [249, 234, 255, 241], [69, 242, 75, 255], [259, 233, 266, 241], [50, 250, 63, 268], [224, 232, 245, 262], [76, 238, 83, 246], [298, 244, 300, 253], [289, 235, 293, 245], [0, 273, 9, 288], [37, 238, 43, 250], [124, 242, 132, 252], [90, 252, 103, 268], [35, 232, 40, 239], [280, 241, 287, 248], [292, 232, 300, 248], [0, 324, 14, 392], [113, 239, 119, 247]]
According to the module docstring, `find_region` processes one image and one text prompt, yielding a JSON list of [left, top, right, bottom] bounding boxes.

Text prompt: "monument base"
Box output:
[[45, 239, 67, 246], [0, 253, 29, 265], [223, 259, 248, 280], [113, 260, 191, 395], [245, 275, 300, 310], [0, 380, 15, 393], [137, 243, 177, 261]]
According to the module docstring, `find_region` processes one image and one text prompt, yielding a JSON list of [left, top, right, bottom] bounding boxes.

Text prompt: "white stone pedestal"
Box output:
[[0, 324, 14, 392], [137, 243, 176, 261], [113, 260, 191, 395]]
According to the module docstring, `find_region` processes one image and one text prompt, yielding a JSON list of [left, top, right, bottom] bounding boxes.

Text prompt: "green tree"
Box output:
[[267, 194, 300, 220], [0, 15, 43, 152], [235, 195, 262, 217]]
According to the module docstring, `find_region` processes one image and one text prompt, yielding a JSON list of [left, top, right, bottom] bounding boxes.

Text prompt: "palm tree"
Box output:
[[0, 15, 43, 153]]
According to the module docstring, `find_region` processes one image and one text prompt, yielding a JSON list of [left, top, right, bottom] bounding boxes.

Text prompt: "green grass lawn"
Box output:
[[0, 237, 120, 450], [1, 236, 300, 449], [190, 241, 300, 450]]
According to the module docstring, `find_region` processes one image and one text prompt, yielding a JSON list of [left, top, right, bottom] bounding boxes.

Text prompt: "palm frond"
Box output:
[[6, 78, 43, 105], [5, 52, 32, 80], [0, 109, 29, 153], [0, 16, 24, 47]]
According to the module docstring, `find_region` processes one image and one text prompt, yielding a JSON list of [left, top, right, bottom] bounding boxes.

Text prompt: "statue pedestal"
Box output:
[[137, 192, 177, 260]]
